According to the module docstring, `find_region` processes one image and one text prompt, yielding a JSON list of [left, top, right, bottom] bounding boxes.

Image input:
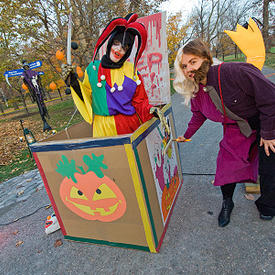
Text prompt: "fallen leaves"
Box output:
[[244, 193, 255, 201], [16, 240, 24, 247], [13, 230, 19, 235], [54, 239, 63, 247], [0, 119, 44, 166], [16, 190, 24, 197]]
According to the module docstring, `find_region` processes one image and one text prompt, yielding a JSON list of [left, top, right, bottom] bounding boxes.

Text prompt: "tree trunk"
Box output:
[[57, 88, 63, 101], [234, 44, 237, 58], [45, 89, 52, 100], [0, 102, 5, 115], [19, 89, 29, 115], [12, 100, 19, 110], [262, 0, 270, 52]]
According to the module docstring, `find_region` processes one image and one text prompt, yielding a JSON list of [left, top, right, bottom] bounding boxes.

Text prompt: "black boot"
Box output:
[[218, 198, 234, 227]]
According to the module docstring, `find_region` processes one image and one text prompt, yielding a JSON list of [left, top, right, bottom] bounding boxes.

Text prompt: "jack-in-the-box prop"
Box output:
[[30, 104, 183, 252]]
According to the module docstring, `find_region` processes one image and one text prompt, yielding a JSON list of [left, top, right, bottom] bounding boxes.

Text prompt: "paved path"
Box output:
[[0, 170, 44, 216], [0, 67, 274, 275]]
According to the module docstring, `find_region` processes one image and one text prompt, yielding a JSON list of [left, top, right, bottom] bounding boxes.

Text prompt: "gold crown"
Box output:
[[224, 18, 265, 70]]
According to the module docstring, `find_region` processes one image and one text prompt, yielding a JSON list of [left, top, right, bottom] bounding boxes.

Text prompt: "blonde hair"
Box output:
[[173, 39, 213, 105]]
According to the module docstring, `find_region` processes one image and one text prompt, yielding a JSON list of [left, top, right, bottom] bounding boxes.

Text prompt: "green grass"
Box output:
[[0, 149, 36, 183], [0, 98, 83, 183], [27, 98, 83, 132], [264, 51, 275, 69], [170, 78, 176, 95], [223, 53, 246, 63], [223, 51, 275, 69]]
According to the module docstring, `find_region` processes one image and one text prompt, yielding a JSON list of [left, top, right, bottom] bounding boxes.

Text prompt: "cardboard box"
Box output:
[[30, 104, 183, 252]]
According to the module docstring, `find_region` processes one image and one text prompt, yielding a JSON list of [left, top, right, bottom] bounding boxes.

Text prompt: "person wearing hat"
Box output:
[[64, 13, 161, 137], [173, 39, 275, 227]]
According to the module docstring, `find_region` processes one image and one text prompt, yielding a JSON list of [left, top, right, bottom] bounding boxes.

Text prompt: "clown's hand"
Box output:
[[61, 63, 77, 86], [150, 107, 170, 135]]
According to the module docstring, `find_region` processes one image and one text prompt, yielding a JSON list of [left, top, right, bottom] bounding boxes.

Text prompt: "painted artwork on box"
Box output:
[[145, 116, 181, 224], [56, 153, 127, 222]]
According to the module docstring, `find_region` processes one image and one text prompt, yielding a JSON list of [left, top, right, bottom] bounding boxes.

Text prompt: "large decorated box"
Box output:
[[30, 104, 183, 252], [30, 12, 183, 252]]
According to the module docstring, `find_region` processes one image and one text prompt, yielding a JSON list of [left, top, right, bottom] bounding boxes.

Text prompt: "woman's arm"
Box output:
[[183, 100, 207, 139]]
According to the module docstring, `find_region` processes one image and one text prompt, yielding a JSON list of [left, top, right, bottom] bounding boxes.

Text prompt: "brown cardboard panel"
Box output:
[[36, 145, 148, 246], [136, 140, 164, 241], [45, 121, 92, 142]]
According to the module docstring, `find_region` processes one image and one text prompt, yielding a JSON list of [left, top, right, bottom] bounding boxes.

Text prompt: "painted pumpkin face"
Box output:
[[59, 171, 126, 222]]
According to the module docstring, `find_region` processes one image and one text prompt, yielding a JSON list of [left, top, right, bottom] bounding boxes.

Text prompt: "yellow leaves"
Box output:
[[166, 12, 190, 67], [54, 239, 63, 247]]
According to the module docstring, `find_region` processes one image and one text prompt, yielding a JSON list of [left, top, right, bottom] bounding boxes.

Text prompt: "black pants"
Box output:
[[220, 133, 275, 216], [255, 144, 275, 216], [221, 183, 236, 200]]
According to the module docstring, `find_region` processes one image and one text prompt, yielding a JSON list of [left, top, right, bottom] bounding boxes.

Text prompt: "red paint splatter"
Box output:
[[141, 73, 149, 79], [137, 58, 144, 65], [150, 72, 157, 91], [147, 53, 162, 72], [138, 13, 162, 48], [137, 65, 147, 72], [155, 152, 165, 191]]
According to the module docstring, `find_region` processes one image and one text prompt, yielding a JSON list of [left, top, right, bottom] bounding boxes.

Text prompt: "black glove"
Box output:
[[61, 64, 76, 85], [61, 64, 83, 100], [65, 71, 78, 87]]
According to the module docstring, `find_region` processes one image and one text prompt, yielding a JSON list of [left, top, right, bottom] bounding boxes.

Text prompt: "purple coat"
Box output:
[[184, 84, 258, 186], [207, 62, 275, 140]]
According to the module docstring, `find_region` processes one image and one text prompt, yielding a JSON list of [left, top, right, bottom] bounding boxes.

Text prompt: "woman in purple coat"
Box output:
[[173, 39, 275, 227]]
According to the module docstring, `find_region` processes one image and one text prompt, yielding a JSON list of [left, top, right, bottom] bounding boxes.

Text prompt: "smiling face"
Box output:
[[59, 171, 127, 222], [180, 53, 207, 81], [109, 40, 128, 63]]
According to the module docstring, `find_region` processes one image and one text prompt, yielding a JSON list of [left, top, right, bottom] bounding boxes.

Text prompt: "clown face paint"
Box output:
[[109, 40, 127, 63]]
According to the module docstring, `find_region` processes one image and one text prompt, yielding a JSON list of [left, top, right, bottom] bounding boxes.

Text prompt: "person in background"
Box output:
[[22, 60, 52, 132], [173, 39, 275, 227], [63, 13, 162, 137]]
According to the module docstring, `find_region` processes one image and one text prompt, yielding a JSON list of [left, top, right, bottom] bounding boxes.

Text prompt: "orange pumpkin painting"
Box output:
[[161, 166, 180, 222], [56, 154, 126, 222]]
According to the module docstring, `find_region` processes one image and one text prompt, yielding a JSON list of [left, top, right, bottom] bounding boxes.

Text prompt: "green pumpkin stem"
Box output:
[[56, 155, 83, 183], [83, 153, 107, 178]]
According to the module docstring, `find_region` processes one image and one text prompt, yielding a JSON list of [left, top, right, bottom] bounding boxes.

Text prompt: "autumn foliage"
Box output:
[[166, 12, 190, 67]]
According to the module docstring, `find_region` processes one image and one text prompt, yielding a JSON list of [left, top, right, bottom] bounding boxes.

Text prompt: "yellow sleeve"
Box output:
[[71, 70, 93, 124]]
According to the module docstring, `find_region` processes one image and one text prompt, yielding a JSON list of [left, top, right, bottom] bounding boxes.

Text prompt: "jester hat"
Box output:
[[92, 13, 147, 71]]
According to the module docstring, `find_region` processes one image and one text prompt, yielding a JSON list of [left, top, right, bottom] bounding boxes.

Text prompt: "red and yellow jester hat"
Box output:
[[92, 13, 147, 72]]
